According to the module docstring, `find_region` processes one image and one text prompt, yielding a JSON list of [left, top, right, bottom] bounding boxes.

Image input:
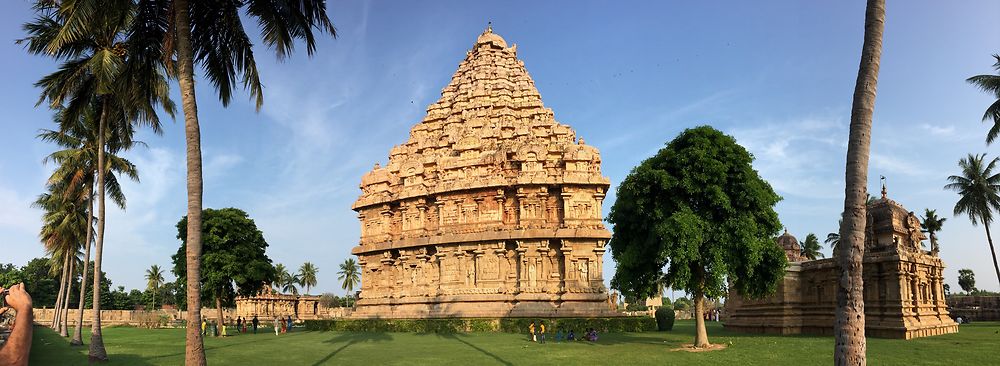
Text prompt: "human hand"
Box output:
[[2, 284, 32, 313]]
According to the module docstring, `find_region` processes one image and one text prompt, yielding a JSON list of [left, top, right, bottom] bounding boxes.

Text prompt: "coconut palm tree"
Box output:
[[39, 105, 138, 346], [23, 1, 173, 359], [145, 265, 165, 309], [273, 264, 299, 294], [338, 259, 360, 307], [799, 233, 824, 260], [967, 55, 1000, 144], [33, 181, 87, 336], [121, 2, 338, 362], [835, 0, 884, 363], [945, 153, 1000, 290], [298, 263, 318, 295], [920, 209, 947, 252]]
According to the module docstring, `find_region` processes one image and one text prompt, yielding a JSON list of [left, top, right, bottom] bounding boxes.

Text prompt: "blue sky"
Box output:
[[2, 1, 999, 294]]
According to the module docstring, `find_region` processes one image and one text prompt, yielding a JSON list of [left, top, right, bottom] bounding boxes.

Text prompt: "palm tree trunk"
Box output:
[[89, 98, 109, 362], [173, 0, 207, 363], [53, 252, 70, 330], [60, 258, 74, 337], [71, 183, 94, 346], [983, 224, 1000, 290], [835, 1, 884, 365]]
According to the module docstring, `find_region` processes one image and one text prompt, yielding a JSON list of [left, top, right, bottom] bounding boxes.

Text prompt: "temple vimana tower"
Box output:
[[350, 26, 617, 318], [724, 188, 959, 339]]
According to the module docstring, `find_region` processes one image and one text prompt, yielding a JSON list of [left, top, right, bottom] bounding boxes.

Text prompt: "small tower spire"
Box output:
[[486, 21, 493, 33], [880, 175, 887, 199]]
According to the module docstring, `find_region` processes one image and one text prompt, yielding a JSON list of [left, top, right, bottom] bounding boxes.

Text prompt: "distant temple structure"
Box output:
[[234, 287, 322, 320], [724, 188, 959, 339], [350, 26, 617, 318]]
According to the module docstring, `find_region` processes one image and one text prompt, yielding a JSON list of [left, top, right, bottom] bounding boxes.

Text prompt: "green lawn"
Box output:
[[28, 320, 1000, 365]]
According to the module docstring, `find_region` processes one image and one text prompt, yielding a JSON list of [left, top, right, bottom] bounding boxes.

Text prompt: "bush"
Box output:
[[654, 307, 675, 331], [304, 317, 655, 334]]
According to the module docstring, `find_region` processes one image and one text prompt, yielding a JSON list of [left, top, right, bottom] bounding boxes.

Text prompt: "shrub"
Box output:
[[304, 317, 655, 334], [654, 307, 674, 331]]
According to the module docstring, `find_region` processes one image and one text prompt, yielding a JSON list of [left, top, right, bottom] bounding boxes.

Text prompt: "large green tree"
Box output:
[[338, 258, 360, 307], [967, 55, 1000, 143], [835, 1, 884, 364], [945, 153, 1000, 289], [799, 233, 824, 260], [607, 126, 786, 348], [172, 208, 276, 338], [957, 268, 976, 293], [920, 209, 947, 252]]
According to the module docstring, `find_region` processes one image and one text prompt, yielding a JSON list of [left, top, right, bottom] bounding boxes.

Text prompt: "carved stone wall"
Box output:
[[351, 27, 617, 318], [724, 194, 959, 339]]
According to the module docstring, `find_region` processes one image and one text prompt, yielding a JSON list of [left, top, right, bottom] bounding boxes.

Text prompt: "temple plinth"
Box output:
[[350, 27, 617, 318]]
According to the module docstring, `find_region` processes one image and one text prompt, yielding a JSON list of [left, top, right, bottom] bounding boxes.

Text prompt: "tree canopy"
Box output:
[[608, 126, 786, 300], [171, 208, 275, 309], [607, 126, 786, 346]]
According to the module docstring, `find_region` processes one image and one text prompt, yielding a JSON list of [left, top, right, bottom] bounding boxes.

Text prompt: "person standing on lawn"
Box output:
[[252, 315, 259, 334], [529, 321, 536, 342], [274, 317, 280, 335], [539, 322, 546, 344]]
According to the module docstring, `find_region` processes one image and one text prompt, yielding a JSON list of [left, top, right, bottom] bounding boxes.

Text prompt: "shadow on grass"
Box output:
[[434, 333, 514, 366], [311, 332, 393, 366]]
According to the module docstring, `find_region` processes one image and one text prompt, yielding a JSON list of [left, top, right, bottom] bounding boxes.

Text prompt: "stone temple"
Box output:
[[350, 26, 616, 318], [724, 188, 959, 339]]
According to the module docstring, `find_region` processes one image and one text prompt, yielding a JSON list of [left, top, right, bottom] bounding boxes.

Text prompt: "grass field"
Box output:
[[28, 320, 1000, 365]]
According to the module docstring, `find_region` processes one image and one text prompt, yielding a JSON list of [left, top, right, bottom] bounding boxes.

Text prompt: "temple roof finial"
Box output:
[[486, 22, 492, 34], [881, 175, 887, 199]]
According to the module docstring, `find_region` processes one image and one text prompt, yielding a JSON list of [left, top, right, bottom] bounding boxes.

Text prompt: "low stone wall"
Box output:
[[948, 296, 1000, 321], [32, 307, 357, 328]]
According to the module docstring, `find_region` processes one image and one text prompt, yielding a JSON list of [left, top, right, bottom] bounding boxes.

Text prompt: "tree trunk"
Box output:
[[173, 0, 207, 363], [60, 258, 74, 337], [53, 253, 69, 330], [983, 224, 1000, 290], [693, 288, 710, 348], [216, 293, 225, 337], [71, 182, 94, 346], [89, 98, 109, 362], [835, 1, 884, 365]]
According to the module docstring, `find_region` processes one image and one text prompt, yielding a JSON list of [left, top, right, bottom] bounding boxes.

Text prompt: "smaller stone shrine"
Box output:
[[234, 287, 323, 320], [724, 187, 959, 339]]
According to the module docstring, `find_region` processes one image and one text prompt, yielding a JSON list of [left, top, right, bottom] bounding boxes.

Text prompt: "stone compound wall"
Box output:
[[32, 306, 356, 327], [350, 27, 617, 319], [947, 296, 1000, 321]]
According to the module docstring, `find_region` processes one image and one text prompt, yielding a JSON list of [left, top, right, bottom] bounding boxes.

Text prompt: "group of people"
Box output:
[[234, 316, 261, 334], [201, 314, 296, 336], [528, 321, 599, 344], [273, 315, 294, 335]]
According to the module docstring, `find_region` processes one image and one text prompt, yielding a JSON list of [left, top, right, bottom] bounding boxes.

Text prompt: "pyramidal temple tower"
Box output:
[[351, 26, 617, 318]]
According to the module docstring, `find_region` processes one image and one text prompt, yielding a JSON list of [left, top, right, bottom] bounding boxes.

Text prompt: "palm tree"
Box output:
[[120, 2, 338, 362], [273, 264, 298, 294], [145, 265, 165, 309], [945, 154, 1000, 289], [835, 0, 884, 364], [39, 106, 137, 346], [920, 209, 947, 252], [23, 1, 173, 359], [299, 263, 318, 295], [967, 55, 1000, 144], [33, 182, 87, 336], [799, 233, 824, 260], [338, 259, 361, 307]]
